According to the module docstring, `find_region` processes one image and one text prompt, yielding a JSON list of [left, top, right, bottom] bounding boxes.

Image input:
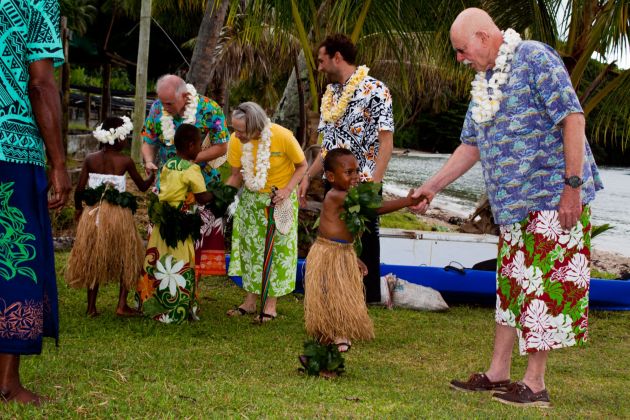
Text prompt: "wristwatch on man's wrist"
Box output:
[[564, 175, 584, 188]]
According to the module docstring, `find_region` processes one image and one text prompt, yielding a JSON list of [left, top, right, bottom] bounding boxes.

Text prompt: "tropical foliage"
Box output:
[[70, 66, 134, 91], [60, 0, 98, 36], [181, 1, 477, 142], [483, 0, 630, 149], [60, 0, 629, 154], [298, 340, 345, 377], [340, 182, 383, 255]]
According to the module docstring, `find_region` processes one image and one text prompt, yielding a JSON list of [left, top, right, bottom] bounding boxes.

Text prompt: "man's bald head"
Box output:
[[156, 74, 190, 116], [450, 8, 503, 71], [450, 8, 499, 40]]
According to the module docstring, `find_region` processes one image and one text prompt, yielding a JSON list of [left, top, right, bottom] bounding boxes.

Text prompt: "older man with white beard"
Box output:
[[411, 8, 603, 407]]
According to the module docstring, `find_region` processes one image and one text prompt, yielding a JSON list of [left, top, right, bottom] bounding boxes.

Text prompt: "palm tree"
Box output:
[[178, 0, 629, 150], [483, 0, 630, 149], [60, 0, 98, 36], [187, 0, 231, 94], [221, 0, 473, 145]]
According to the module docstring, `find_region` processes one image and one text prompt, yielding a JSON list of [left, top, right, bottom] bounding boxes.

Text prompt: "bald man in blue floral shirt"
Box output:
[[412, 8, 602, 407]]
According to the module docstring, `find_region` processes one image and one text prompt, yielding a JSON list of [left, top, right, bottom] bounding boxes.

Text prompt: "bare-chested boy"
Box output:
[[304, 148, 425, 352]]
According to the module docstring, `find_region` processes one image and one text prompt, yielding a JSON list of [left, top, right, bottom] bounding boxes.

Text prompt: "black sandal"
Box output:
[[254, 312, 276, 323], [226, 306, 254, 317]]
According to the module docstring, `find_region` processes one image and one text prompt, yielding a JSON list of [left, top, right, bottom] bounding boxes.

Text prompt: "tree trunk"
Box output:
[[209, 72, 227, 108], [131, 0, 152, 162], [100, 62, 111, 121], [61, 16, 70, 152], [293, 49, 306, 147], [85, 92, 91, 128], [187, 0, 230, 95], [274, 50, 313, 138]]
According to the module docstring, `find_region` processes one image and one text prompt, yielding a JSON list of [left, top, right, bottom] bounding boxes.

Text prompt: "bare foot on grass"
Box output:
[[1, 386, 49, 406], [318, 370, 339, 379], [334, 338, 352, 353], [116, 305, 141, 317]]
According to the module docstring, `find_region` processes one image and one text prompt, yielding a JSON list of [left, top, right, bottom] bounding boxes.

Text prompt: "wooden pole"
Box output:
[[131, 0, 152, 162]]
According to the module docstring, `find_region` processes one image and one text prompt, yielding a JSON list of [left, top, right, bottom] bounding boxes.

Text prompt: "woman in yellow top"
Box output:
[[226, 102, 307, 321], [136, 124, 213, 324]]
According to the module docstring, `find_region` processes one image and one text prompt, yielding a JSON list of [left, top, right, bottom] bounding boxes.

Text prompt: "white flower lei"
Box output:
[[241, 119, 272, 192], [93, 115, 133, 145], [470, 28, 522, 124], [160, 83, 199, 146], [321, 65, 369, 123]]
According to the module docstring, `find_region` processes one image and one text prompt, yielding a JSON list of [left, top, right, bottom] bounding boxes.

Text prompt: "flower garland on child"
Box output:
[[469, 29, 522, 124], [241, 119, 272, 192], [160, 84, 199, 146], [320, 65, 369, 123], [93, 116, 133, 145]]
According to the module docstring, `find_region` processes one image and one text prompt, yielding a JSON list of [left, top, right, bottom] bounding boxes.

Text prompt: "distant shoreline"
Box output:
[[383, 181, 630, 277], [392, 147, 630, 168], [392, 147, 447, 158]]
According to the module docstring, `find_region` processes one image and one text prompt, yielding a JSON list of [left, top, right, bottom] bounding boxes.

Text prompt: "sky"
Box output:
[[600, 51, 629, 70]]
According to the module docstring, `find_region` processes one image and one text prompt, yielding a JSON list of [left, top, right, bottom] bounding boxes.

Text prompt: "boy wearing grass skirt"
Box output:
[[304, 149, 425, 352]]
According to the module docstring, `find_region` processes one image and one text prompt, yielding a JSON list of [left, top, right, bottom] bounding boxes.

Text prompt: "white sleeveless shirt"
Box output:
[[88, 173, 127, 192]]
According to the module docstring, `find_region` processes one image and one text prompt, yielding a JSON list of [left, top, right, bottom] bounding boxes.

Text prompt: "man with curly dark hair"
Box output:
[[299, 34, 394, 304]]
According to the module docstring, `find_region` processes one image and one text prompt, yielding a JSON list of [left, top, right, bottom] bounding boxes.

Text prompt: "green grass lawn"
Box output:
[[6, 252, 630, 418], [380, 209, 453, 232]]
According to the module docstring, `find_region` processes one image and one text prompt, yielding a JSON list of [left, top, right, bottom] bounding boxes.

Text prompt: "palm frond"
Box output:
[[585, 67, 630, 150], [482, 0, 630, 148], [60, 0, 98, 36], [205, 23, 299, 97], [482, 0, 559, 44]]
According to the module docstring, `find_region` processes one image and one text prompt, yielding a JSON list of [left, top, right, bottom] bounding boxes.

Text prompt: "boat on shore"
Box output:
[[227, 228, 630, 311]]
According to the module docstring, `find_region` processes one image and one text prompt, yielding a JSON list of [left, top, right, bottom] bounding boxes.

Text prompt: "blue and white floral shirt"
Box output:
[[461, 40, 603, 225]]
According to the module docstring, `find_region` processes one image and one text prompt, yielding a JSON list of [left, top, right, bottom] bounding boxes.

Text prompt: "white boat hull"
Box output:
[[379, 228, 498, 268]]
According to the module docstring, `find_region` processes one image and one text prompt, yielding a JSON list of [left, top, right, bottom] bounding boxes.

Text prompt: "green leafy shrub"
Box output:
[[70, 66, 134, 91], [298, 340, 345, 378]]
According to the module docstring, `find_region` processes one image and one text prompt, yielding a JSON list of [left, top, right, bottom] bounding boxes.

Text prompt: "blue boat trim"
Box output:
[[225, 256, 630, 311]]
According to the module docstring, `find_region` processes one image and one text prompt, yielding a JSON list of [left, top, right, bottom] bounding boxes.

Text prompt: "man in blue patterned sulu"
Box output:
[[0, 0, 71, 405]]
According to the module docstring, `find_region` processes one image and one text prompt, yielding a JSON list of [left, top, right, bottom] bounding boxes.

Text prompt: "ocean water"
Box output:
[[384, 153, 630, 257]]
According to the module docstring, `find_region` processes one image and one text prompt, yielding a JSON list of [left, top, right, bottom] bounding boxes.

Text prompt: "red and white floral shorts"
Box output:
[[495, 206, 591, 355]]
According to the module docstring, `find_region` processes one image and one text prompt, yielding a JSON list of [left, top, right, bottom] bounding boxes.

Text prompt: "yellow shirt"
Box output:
[[227, 123, 305, 193], [158, 157, 207, 204]]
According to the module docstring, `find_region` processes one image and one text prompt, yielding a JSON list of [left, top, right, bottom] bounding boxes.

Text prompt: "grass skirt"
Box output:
[[66, 203, 144, 290], [304, 237, 374, 342]]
